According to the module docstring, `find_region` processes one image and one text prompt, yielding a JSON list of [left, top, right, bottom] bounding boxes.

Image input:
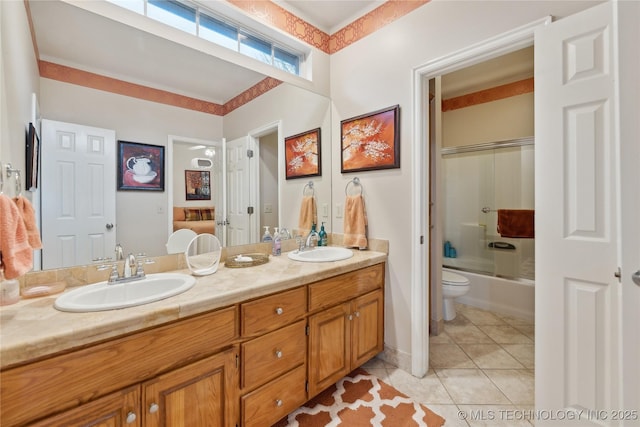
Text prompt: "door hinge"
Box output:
[[247, 149, 254, 158], [305, 324, 310, 336], [420, 235, 424, 244], [247, 206, 254, 215], [235, 354, 239, 368], [305, 380, 309, 392]]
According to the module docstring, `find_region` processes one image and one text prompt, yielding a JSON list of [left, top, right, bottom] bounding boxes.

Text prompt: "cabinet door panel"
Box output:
[[351, 290, 384, 367], [308, 303, 351, 397], [28, 386, 140, 427], [143, 347, 238, 427]]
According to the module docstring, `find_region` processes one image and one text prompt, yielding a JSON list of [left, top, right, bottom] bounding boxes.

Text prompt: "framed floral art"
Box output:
[[285, 127, 321, 179], [341, 105, 400, 173]]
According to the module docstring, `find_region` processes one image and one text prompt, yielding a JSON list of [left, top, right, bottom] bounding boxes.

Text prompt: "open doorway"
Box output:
[[410, 17, 549, 378]]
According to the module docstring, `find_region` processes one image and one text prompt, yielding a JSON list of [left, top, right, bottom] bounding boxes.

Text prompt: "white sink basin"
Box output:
[[54, 273, 196, 312], [287, 246, 354, 263]]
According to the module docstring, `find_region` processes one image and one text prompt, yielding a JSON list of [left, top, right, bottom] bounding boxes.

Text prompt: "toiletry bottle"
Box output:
[[308, 223, 319, 248], [444, 241, 451, 258], [318, 222, 328, 246], [272, 227, 281, 256], [262, 226, 272, 243], [0, 266, 20, 306]]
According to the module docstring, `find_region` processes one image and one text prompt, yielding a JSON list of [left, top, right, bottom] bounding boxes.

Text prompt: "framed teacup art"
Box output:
[[117, 140, 165, 191]]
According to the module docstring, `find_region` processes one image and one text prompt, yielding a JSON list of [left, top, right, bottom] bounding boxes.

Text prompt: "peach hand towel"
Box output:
[[0, 194, 33, 279], [343, 195, 368, 249], [298, 196, 317, 235], [14, 195, 43, 249]]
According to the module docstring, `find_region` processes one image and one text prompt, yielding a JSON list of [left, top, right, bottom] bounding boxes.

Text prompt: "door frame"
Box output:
[[247, 120, 282, 242], [167, 135, 223, 241], [410, 16, 551, 377]]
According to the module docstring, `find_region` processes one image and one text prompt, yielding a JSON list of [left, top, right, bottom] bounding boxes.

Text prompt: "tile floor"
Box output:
[[363, 303, 535, 426]]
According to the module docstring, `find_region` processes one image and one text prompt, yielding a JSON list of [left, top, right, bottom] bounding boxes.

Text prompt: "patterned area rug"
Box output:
[[273, 368, 445, 427]]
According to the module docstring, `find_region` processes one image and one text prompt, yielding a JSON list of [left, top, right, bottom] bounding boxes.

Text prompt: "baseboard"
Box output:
[[377, 345, 412, 372]]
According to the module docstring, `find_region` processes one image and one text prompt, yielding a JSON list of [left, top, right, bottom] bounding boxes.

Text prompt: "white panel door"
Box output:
[[226, 136, 252, 246], [41, 120, 116, 269], [535, 2, 631, 424]]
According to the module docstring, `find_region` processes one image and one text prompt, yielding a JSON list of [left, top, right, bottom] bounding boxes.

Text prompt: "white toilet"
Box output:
[[442, 270, 471, 321]]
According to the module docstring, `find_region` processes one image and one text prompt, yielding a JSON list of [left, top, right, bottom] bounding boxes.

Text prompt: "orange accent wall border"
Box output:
[[330, 0, 430, 53], [229, 1, 430, 54], [227, 0, 331, 53], [442, 78, 534, 112], [39, 61, 283, 116]]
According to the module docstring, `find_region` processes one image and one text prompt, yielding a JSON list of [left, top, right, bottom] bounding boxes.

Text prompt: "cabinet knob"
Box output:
[[275, 350, 283, 358], [275, 399, 283, 407], [149, 403, 159, 414], [354, 311, 360, 318], [275, 307, 284, 315], [348, 314, 353, 321], [126, 412, 137, 423]]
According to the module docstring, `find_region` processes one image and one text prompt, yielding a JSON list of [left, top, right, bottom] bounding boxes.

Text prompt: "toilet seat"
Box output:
[[442, 271, 470, 286]]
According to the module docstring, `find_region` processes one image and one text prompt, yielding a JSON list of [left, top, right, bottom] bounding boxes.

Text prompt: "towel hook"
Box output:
[[345, 177, 363, 196], [303, 181, 315, 197]]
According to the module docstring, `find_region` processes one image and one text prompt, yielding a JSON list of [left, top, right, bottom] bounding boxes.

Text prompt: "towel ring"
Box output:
[[345, 177, 363, 196], [303, 181, 315, 197]]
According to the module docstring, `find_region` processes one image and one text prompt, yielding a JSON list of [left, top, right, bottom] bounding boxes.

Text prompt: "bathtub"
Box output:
[[443, 267, 535, 322]]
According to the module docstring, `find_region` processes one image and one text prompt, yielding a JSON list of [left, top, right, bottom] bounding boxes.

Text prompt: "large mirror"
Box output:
[[29, 0, 332, 269]]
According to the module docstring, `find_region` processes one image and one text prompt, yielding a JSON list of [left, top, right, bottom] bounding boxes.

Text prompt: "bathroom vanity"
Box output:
[[0, 248, 386, 427]]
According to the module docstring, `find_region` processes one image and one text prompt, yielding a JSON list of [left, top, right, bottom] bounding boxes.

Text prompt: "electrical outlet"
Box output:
[[322, 203, 329, 217], [335, 203, 343, 218], [157, 205, 164, 214], [264, 203, 273, 213]]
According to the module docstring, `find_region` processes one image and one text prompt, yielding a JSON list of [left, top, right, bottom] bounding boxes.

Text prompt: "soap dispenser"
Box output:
[[262, 226, 273, 243], [272, 227, 281, 256], [318, 222, 328, 246]]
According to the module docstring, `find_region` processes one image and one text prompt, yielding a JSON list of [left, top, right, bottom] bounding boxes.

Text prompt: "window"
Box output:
[[107, 0, 303, 76]]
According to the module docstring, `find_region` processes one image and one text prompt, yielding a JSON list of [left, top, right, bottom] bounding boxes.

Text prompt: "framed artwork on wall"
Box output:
[[185, 170, 211, 200], [340, 105, 400, 173], [285, 127, 321, 179], [117, 140, 165, 191]]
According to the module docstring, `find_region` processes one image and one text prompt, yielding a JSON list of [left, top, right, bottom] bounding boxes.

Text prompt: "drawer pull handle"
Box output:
[[126, 412, 137, 423], [275, 307, 284, 315], [276, 399, 283, 407], [275, 350, 283, 358], [149, 403, 159, 414]]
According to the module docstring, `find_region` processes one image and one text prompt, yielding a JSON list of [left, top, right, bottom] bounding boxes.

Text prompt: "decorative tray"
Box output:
[[224, 253, 270, 268]]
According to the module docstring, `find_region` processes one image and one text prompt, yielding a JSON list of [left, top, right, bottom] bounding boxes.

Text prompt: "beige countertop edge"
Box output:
[[0, 250, 387, 369]]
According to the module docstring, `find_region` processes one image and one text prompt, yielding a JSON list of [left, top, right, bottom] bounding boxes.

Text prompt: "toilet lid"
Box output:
[[442, 271, 470, 286]]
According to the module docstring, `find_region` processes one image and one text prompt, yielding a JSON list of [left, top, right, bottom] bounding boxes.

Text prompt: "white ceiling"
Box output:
[[276, 0, 384, 34]]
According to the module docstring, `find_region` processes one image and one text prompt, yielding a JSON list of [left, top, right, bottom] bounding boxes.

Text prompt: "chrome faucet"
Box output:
[[107, 253, 148, 284], [305, 228, 319, 249]]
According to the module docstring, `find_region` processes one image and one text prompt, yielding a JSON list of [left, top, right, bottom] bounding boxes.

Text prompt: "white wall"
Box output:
[[40, 79, 222, 257], [0, 1, 40, 192], [329, 0, 600, 367], [224, 83, 332, 235]]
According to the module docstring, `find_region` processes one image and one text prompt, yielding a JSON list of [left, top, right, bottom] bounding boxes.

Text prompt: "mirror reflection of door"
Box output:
[[40, 119, 117, 269], [226, 136, 252, 246], [170, 137, 223, 245], [257, 130, 279, 242]]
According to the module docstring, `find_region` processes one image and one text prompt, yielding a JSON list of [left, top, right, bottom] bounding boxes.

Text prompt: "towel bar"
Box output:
[[345, 177, 363, 196]]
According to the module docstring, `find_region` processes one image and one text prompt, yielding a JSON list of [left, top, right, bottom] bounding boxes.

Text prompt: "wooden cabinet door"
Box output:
[[307, 302, 351, 397], [28, 386, 140, 427], [142, 346, 238, 427], [351, 290, 384, 367]]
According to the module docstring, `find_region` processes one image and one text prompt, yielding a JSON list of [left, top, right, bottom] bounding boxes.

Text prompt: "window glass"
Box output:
[[200, 14, 238, 50], [239, 31, 272, 65], [274, 47, 300, 75], [148, 0, 196, 34], [108, 0, 144, 14]]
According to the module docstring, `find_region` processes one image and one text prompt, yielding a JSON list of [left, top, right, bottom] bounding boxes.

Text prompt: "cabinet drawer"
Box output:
[[241, 364, 306, 427], [241, 286, 306, 336], [308, 264, 384, 312], [241, 320, 306, 391]]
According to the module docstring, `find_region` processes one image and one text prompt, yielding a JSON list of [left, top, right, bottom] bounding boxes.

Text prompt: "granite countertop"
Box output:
[[0, 248, 387, 369]]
